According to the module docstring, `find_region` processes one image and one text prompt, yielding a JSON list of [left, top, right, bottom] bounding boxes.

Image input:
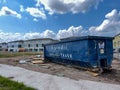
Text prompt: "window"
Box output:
[[10, 49, 13, 52], [29, 49, 32, 52], [34, 49, 38, 52], [28, 44, 30, 47], [18, 45, 22, 48], [39, 49, 43, 51], [12, 45, 14, 48], [36, 44, 38, 47], [42, 44, 44, 47], [119, 41, 120, 46], [114, 42, 116, 47]]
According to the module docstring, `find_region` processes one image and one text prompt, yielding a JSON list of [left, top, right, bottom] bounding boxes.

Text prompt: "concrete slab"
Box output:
[[0, 64, 120, 90]]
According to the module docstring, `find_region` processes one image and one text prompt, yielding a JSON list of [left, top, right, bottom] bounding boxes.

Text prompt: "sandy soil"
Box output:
[[0, 55, 120, 85]]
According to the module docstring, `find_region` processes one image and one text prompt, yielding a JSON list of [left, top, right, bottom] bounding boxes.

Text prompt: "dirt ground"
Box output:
[[0, 55, 120, 85]]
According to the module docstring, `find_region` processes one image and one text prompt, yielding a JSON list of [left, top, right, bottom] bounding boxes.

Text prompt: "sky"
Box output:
[[0, 0, 120, 42]]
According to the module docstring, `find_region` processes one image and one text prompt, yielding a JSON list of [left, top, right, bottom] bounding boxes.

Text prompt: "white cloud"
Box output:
[[33, 18, 38, 22], [35, 0, 102, 14], [20, 5, 25, 12], [56, 9, 120, 38], [0, 30, 23, 42], [23, 30, 56, 40], [0, 6, 22, 19], [0, 9, 120, 43], [0, 30, 56, 43], [40, 30, 56, 39], [56, 26, 88, 39], [26, 7, 46, 19], [23, 32, 41, 40], [89, 9, 120, 36], [35, 0, 41, 7]]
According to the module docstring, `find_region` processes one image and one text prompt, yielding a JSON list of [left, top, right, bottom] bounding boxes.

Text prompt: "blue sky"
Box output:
[[0, 0, 120, 42]]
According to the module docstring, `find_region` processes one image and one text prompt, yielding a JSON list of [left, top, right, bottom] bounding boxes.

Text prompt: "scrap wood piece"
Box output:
[[33, 58, 44, 60], [86, 71, 99, 77], [31, 60, 44, 64]]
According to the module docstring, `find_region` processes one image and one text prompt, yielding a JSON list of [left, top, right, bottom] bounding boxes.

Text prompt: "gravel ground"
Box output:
[[0, 55, 120, 85]]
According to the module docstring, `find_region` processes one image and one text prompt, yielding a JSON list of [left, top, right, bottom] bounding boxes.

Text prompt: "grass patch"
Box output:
[[0, 52, 43, 58], [0, 75, 35, 90]]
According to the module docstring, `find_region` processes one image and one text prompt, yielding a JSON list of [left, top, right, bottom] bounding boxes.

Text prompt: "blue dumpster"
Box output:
[[44, 36, 113, 70]]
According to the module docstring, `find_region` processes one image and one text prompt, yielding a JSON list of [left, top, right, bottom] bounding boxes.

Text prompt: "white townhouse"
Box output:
[[7, 40, 24, 52], [4, 38, 56, 52], [0, 42, 8, 51], [24, 38, 55, 52]]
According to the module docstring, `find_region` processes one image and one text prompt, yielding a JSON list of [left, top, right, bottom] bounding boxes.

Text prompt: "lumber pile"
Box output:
[[31, 57, 45, 64]]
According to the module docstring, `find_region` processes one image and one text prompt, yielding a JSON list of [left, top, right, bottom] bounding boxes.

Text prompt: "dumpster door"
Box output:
[[97, 41, 107, 68]]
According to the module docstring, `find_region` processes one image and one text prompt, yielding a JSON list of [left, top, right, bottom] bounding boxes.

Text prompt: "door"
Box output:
[[97, 40, 107, 68]]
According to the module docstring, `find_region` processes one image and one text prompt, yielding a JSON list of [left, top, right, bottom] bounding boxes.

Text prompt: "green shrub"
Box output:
[[0, 76, 35, 90]]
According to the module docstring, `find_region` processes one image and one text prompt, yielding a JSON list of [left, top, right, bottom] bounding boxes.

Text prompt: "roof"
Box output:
[[45, 36, 114, 45], [61, 36, 113, 41], [0, 42, 7, 44], [8, 40, 24, 43], [7, 38, 56, 43], [114, 33, 120, 37], [25, 38, 55, 41]]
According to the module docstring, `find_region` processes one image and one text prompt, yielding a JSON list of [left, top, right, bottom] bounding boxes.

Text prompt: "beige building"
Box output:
[[113, 33, 120, 52]]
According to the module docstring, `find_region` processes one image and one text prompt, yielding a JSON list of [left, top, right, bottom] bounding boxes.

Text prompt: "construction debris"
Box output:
[[55, 73, 65, 77], [31, 60, 44, 64], [35, 54, 44, 58], [33, 58, 44, 61], [40, 65, 50, 69], [86, 71, 99, 77], [18, 55, 45, 64], [19, 59, 31, 64], [31, 55, 45, 64]]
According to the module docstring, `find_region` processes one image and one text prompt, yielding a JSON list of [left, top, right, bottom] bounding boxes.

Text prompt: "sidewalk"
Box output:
[[0, 64, 120, 90]]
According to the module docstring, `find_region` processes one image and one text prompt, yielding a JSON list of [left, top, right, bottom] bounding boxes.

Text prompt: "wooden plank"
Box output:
[[33, 58, 44, 61], [86, 71, 99, 77], [31, 60, 44, 64]]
